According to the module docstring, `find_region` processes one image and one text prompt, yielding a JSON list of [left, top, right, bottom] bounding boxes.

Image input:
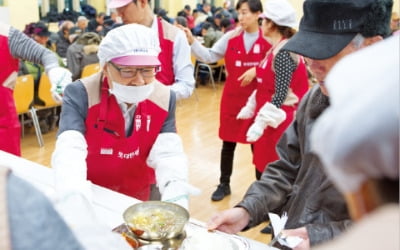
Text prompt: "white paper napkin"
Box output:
[[268, 212, 303, 248]]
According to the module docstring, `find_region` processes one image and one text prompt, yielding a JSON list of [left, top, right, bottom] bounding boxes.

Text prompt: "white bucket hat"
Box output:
[[98, 23, 161, 67], [260, 0, 297, 29]]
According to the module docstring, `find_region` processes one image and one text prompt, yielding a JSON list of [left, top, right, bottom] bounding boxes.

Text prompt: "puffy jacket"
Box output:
[[237, 85, 352, 247]]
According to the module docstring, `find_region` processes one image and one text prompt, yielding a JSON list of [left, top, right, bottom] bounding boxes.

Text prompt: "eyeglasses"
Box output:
[[109, 61, 160, 78]]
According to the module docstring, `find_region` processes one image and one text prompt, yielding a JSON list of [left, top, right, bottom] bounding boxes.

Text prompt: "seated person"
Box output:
[[19, 21, 65, 133], [52, 23, 197, 209], [66, 31, 101, 80], [55, 20, 75, 58]]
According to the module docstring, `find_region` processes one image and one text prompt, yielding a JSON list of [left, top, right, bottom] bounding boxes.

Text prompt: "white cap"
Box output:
[[108, 0, 132, 9], [98, 23, 161, 67], [260, 0, 297, 29]]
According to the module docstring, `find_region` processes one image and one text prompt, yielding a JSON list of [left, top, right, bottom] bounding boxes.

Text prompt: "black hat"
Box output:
[[283, 0, 393, 59], [33, 22, 51, 37]]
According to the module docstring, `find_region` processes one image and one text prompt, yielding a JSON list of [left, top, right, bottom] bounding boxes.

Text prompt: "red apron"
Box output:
[[0, 33, 21, 156], [253, 42, 309, 172], [156, 18, 175, 85], [219, 29, 271, 143], [85, 78, 168, 200]]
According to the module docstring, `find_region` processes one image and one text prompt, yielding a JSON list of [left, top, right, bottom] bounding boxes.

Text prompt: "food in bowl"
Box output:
[[123, 201, 189, 240]]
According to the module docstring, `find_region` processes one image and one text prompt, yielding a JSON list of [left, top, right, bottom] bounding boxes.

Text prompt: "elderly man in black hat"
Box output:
[[310, 33, 399, 250], [205, 0, 393, 249]]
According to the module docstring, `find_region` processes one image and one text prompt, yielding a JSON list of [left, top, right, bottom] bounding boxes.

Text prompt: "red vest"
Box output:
[[219, 29, 271, 143], [156, 18, 175, 85], [252, 42, 309, 172], [85, 78, 169, 200], [0, 31, 21, 156]]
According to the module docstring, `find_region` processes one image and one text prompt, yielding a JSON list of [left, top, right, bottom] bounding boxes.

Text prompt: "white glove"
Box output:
[[161, 180, 201, 210], [47, 67, 72, 102], [246, 102, 286, 142], [51, 130, 89, 199], [237, 90, 257, 119]]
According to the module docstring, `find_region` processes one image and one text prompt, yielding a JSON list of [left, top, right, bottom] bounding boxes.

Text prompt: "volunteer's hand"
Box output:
[[246, 102, 286, 142], [48, 67, 72, 102], [246, 121, 265, 142], [176, 24, 195, 45], [162, 181, 201, 210], [238, 67, 256, 86], [237, 90, 257, 119]]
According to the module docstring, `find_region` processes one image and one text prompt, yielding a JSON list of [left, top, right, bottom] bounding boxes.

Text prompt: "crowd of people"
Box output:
[[0, 0, 398, 249]]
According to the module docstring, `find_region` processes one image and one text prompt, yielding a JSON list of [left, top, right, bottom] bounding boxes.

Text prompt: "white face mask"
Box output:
[[109, 80, 154, 104]]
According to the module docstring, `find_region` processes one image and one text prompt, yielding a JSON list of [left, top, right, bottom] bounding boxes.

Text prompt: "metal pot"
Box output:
[[123, 201, 189, 241]]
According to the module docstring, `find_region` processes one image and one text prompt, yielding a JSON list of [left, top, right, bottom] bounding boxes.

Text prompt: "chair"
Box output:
[[36, 73, 61, 109], [81, 63, 101, 78], [194, 58, 225, 90], [13, 75, 44, 147], [34, 73, 63, 138], [189, 55, 199, 101]]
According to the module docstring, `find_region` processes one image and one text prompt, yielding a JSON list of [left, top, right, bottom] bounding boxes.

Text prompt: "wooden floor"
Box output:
[[21, 82, 271, 244]]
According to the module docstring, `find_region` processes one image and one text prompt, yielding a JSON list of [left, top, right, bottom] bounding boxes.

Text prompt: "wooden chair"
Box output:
[[194, 58, 225, 90], [13, 75, 44, 147], [81, 63, 101, 78]]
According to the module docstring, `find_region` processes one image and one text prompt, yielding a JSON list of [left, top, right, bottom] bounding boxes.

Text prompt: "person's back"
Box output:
[[66, 32, 101, 80], [0, 166, 84, 250], [201, 22, 221, 48]]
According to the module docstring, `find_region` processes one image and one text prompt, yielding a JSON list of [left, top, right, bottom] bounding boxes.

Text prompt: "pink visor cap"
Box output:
[[111, 54, 160, 66], [108, 0, 132, 9], [98, 23, 161, 66]]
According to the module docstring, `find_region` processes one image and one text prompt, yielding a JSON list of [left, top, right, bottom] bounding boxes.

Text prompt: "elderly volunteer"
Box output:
[[52, 24, 195, 209], [0, 21, 71, 156], [108, 0, 194, 100]]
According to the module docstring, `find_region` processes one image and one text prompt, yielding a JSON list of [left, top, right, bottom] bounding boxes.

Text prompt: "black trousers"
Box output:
[[219, 141, 261, 185]]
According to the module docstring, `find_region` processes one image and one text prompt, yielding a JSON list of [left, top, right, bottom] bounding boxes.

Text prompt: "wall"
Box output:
[[6, 0, 40, 30], [89, 0, 106, 13]]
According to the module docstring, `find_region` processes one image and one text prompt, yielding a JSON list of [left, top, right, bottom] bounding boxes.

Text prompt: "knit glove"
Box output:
[[48, 67, 72, 102], [237, 90, 257, 119], [246, 102, 286, 142]]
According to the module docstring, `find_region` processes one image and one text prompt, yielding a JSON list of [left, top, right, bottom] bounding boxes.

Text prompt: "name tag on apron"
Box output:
[[254, 44, 260, 54], [100, 148, 113, 155]]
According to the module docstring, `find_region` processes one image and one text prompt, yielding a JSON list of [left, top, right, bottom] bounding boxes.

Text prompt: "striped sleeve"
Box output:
[[8, 26, 59, 72]]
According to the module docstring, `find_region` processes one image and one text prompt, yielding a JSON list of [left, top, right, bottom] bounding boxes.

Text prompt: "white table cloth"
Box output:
[[0, 150, 271, 250]]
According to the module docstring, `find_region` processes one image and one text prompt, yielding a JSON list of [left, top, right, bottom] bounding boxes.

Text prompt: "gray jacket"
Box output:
[[3, 169, 83, 250], [237, 86, 351, 247]]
